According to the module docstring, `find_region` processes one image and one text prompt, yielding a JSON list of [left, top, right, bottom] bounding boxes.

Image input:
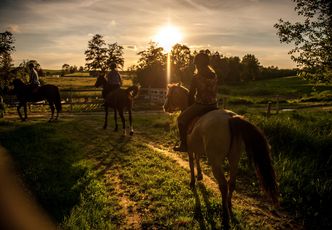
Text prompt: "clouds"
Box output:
[[0, 0, 299, 69]]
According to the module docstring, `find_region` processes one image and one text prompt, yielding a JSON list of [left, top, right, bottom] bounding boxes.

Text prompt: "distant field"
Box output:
[[43, 75, 133, 90], [220, 76, 332, 106]]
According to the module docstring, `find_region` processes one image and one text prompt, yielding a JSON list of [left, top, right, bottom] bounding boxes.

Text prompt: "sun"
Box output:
[[154, 25, 183, 52]]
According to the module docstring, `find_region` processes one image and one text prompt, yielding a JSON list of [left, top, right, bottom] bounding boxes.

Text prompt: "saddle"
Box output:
[[27, 85, 40, 101], [186, 109, 238, 135]]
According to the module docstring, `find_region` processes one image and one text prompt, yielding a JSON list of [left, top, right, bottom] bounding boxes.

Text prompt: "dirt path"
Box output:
[[140, 138, 303, 229]]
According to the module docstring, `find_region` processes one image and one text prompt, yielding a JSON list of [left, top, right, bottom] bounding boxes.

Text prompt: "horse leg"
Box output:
[[195, 153, 203, 181], [227, 140, 242, 218], [55, 108, 59, 120], [113, 108, 118, 132], [103, 106, 108, 129], [211, 164, 230, 229], [128, 109, 134, 135], [118, 109, 126, 135], [188, 151, 196, 188], [23, 103, 28, 121], [48, 101, 55, 122], [17, 103, 24, 121]]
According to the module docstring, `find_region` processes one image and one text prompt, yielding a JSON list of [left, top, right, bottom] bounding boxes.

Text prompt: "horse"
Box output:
[[163, 84, 279, 229], [94, 75, 139, 135], [11, 79, 62, 122]]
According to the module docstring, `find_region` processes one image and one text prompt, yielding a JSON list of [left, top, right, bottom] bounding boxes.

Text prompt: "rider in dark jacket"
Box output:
[[174, 52, 219, 152]]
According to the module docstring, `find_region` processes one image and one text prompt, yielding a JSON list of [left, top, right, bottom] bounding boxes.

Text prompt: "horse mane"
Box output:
[[12, 79, 26, 87]]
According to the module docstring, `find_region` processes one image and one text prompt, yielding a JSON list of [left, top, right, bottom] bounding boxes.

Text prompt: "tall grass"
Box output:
[[253, 111, 332, 228]]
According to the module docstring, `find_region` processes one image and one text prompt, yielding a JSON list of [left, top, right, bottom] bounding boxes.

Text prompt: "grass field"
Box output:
[[1, 75, 331, 229]]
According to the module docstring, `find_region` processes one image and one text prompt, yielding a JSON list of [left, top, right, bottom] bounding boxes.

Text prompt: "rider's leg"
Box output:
[[174, 104, 199, 152], [174, 103, 218, 152]]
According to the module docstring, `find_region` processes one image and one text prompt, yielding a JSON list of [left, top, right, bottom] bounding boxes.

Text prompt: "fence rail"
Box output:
[[2, 87, 167, 112]]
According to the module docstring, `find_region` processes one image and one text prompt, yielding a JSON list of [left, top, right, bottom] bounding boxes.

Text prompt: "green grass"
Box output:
[[0, 115, 228, 229], [250, 110, 332, 229], [222, 76, 332, 97], [221, 76, 332, 106]]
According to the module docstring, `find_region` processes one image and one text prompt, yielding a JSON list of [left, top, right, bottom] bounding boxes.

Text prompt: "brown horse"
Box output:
[[95, 75, 139, 135], [163, 84, 279, 229], [11, 79, 62, 122]]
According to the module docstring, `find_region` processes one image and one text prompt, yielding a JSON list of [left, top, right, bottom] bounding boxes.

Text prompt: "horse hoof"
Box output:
[[129, 131, 134, 136], [197, 174, 203, 181], [103, 126, 107, 129]]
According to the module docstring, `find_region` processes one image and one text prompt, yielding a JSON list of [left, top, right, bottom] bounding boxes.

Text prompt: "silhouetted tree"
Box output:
[[225, 56, 242, 83], [135, 42, 166, 88], [274, 0, 332, 82], [61, 63, 70, 76], [69, 65, 78, 73], [0, 31, 15, 85], [105, 42, 124, 70], [241, 54, 260, 81], [170, 43, 193, 84], [85, 34, 107, 73]]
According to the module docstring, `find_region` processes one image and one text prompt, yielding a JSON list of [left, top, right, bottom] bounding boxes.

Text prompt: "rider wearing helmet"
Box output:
[[106, 62, 122, 91], [174, 52, 219, 152]]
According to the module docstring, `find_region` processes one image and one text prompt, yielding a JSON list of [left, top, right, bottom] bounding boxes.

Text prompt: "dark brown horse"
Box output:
[[11, 79, 62, 121], [94, 75, 139, 135], [164, 84, 279, 229]]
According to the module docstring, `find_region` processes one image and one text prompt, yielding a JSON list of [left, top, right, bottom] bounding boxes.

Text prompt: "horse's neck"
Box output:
[[179, 91, 189, 112]]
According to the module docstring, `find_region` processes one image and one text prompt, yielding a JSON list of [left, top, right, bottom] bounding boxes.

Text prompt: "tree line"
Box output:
[[1, 0, 330, 87], [85, 37, 297, 88]]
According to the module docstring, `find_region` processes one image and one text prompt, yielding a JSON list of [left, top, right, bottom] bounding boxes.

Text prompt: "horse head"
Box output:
[[163, 83, 189, 113], [94, 75, 107, 88], [12, 79, 26, 90]]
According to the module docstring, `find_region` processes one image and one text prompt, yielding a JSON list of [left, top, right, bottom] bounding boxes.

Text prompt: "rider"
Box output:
[[174, 52, 219, 152], [106, 62, 122, 92], [28, 63, 41, 94]]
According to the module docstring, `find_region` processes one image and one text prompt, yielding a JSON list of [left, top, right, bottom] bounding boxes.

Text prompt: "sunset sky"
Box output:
[[0, 0, 302, 70]]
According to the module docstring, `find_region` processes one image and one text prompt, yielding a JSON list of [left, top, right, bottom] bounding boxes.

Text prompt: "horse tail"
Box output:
[[54, 87, 62, 112], [126, 85, 139, 98], [229, 116, 279, 205]]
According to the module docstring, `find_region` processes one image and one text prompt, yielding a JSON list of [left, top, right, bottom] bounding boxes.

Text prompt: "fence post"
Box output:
[[70, 87, 73, 112], [266, 101, 272, 118], [276, 95, 280, 114]]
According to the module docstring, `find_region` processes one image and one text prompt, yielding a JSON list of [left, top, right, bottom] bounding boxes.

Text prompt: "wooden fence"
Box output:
[[2, 87, 167, 112]]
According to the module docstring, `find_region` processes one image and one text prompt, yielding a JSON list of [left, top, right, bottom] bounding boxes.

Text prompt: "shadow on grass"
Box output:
[[94, 134, 132, 178], [193, 182, 242, 230], [0, 121, 88, 223]]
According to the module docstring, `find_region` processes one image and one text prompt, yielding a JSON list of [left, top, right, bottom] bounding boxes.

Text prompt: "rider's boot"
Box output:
[[173, 124, 187, 152]]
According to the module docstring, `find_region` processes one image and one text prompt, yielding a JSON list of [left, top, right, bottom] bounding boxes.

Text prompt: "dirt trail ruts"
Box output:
[[140, 139, 303, 230], [105, 169, 141, 229]]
